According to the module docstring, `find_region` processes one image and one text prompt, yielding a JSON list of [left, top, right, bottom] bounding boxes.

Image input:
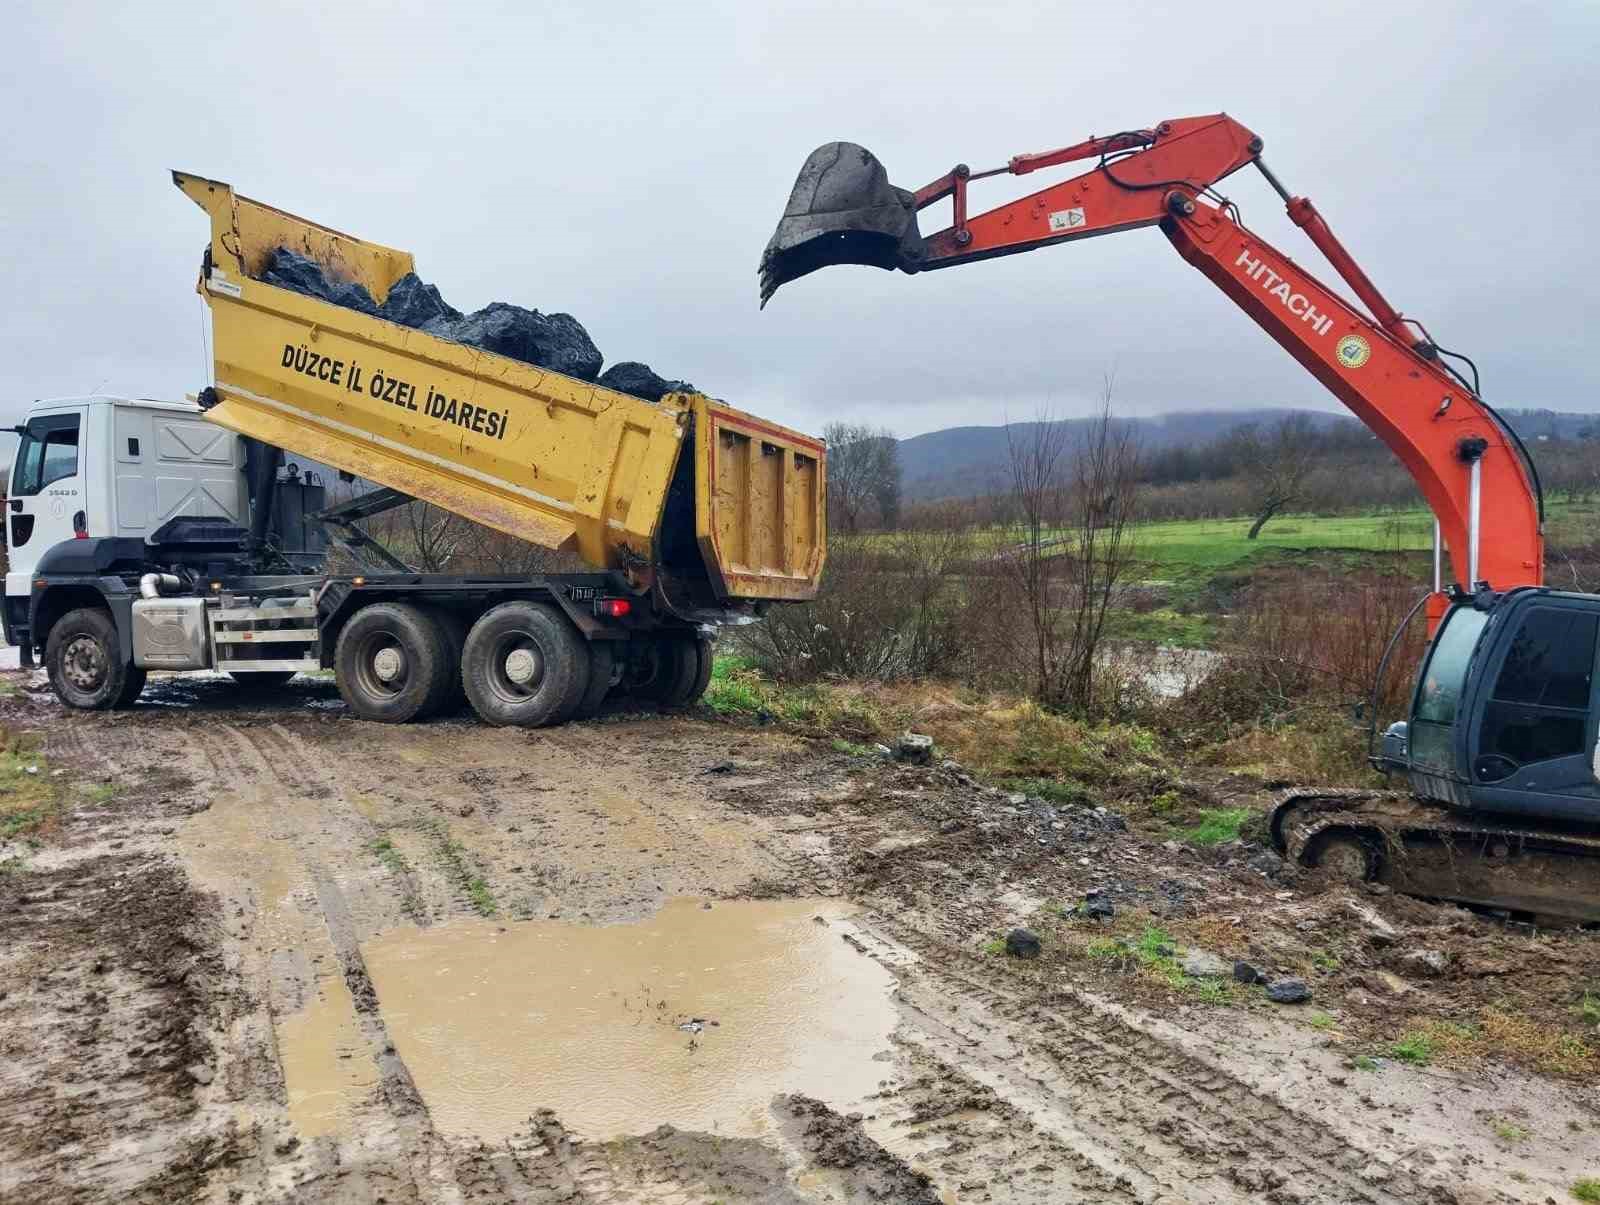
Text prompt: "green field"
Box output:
[[1132, 510, 1434, 576], [870, 497, 1595, 649]]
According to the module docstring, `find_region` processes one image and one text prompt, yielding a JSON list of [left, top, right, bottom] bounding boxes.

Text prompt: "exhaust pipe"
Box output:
[[759, 142, 923, 306], [140, 573, 182, 599]]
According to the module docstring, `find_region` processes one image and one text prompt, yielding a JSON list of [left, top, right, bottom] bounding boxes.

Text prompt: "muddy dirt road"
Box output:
[[1, 671, 1595, 1204]]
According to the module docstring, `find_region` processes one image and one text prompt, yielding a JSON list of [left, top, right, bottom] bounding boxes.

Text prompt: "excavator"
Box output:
[[759, 114, 1599, 924]]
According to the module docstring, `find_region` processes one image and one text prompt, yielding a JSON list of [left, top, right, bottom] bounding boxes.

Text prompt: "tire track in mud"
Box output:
[[177, 720, 467, 1202], [857, 916, 1435, 1205]]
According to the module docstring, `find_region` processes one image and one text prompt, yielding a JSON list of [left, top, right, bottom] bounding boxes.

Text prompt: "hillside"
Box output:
[[896, 406, 1595, 502]]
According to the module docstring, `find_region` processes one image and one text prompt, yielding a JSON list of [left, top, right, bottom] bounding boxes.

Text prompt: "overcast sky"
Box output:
[[2, 1, 1595, 442]]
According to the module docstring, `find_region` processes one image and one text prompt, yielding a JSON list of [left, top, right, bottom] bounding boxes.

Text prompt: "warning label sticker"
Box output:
[[1047, 208, 1086, 232]]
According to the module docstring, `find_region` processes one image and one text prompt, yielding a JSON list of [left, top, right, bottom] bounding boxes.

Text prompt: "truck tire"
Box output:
[[570, 642, 617, 721], [227, 670, 297, 688], [334, 602, 449, 723], [660, 638, 713, 709], [419, 607, 469, 717], [461, 601, 589, 728], [45, 607, 145, 710], [630, 637, 709, 709], [684, 639, 714, 706]]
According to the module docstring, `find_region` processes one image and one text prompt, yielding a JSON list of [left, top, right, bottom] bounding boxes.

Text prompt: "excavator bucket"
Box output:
[[759, 142, 921, 306]]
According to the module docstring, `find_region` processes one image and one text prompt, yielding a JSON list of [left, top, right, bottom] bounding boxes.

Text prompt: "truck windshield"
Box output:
[[1410, 604, 1489, 772]]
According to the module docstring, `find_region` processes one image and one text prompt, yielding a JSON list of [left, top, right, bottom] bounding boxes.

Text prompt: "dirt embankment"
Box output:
[[0, 670, 1595, 1204]]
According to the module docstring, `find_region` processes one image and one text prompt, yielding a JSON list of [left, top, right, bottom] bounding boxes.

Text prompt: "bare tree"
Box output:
[[1234, 414, 1320, 539], [999, 383, 1141, 714], [823, 422, 901, 534]]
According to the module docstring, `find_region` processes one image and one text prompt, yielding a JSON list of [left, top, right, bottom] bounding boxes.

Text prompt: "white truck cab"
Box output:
[[5, 397, 248, 656]]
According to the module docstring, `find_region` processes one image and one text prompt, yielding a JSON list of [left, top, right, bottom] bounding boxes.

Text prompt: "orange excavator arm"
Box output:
[[761, 114, 1545, 614]]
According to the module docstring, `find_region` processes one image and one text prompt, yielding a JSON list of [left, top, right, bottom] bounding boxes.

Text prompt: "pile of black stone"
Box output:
[[260, 248, 695, 403]]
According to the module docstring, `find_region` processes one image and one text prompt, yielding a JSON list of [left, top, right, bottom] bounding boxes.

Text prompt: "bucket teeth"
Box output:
[[758, 142, 920, 306]]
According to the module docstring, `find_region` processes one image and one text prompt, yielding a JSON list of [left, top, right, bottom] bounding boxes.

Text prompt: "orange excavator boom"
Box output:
[[760, 114, 1545, 617]]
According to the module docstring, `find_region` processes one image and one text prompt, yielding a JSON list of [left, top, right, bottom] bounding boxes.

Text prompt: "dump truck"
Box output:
[[8, 173, 825, 726]]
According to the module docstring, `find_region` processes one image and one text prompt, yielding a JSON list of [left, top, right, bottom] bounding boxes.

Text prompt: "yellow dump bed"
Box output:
[[175, 172, 824, 603]]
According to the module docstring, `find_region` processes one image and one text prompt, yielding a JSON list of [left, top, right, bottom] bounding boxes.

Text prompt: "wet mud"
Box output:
[[1, 674, 1595, 1204], [362, 898, 896, 1141]]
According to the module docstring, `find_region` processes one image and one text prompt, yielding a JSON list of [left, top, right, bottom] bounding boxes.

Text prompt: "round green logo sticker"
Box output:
[[1336, 334, 1372, 369]]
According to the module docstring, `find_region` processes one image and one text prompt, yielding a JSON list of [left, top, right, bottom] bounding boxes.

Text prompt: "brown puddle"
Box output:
[[361, 897, 897, 1140], [278, 972, 380, 1137]]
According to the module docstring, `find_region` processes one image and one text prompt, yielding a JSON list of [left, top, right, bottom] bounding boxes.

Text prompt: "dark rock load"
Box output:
[[596, 361, 695, 404], [260, 248, 683, 399]]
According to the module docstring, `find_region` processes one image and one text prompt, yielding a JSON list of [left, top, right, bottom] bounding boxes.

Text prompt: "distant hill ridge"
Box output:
[[896, 407, 1596, 502]]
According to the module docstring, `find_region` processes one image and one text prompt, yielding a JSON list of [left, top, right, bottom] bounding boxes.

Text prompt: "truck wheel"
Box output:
[[630, 637, 709, 709], [334, 602, 448, 723], [228, 670, 297, 688], [461, 601, 589, 727], [116, 666, 149, 707], [420, 607, 468, 717], [45, 607, 143, 710], [657, 638, 712, 709], [570, 642, 617, 721], [683, 639, 713, 706]]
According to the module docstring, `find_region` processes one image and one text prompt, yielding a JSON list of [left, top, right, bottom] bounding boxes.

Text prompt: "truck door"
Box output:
[[6, 408, 88, 601], [1467, 597, 1600, 822]]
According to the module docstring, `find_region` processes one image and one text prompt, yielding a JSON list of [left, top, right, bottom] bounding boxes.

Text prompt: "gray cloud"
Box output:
[[2, 1, 1594, 441]]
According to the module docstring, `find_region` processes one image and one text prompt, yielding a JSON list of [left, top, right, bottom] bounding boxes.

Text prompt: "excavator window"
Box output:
[[1409, 606, 1488, 772], [1475, 607, 1597, 779]]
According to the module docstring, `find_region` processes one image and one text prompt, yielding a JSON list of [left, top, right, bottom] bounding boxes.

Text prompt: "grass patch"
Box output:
[[1084, 937, 1123, 962], [1352, 1055, 1379, 1071], [1578, 992, 1600, 1025], [1477, 1008, 1595, 1077], [1386, 1032, 1434, 1065], [1308, 1011, 1335, 1030], [704, 659, 766, 716], [1182, 807, 1253, 846], [830, 737, 874, 757], [1491, 1120, 1530, 1143], [982, 937, 1007, 956], [1188, 977, 1232, 1004], [84, 782, 118, 805], [1131, 924, 1187, 988], [1003, 776, 1095, 807], [421, 819, 496, 918], [369, 836, 408, 876], [1104, 607, 1217, 648], [367, 836, 424, 920], [0, 742, 57, 840], [1573, 1180, 1600, 1203]]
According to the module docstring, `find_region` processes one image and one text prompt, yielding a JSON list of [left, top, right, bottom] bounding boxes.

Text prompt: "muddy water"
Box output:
[[277, 972, 380, 1137], [361, 897, 897, 1141]]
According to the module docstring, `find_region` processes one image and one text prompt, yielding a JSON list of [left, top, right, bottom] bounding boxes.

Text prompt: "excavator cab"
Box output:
[[1395, 589, 1600, 823], [759, 142, 922, 306]]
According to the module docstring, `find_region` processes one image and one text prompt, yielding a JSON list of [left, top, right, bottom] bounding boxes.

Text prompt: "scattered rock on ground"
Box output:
[[1234, 960, 1268, 985], [1005, 928, 1042, 959], [896, 733, 934, 765], [1360, 971, 1413, 997], [1082, 891, 1115, 921], [1394, 948, 1449, 977], [1182, 948, 1228, 977], [1346, 900, 1400, 944], [1267, 977, 1312, 1004]]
